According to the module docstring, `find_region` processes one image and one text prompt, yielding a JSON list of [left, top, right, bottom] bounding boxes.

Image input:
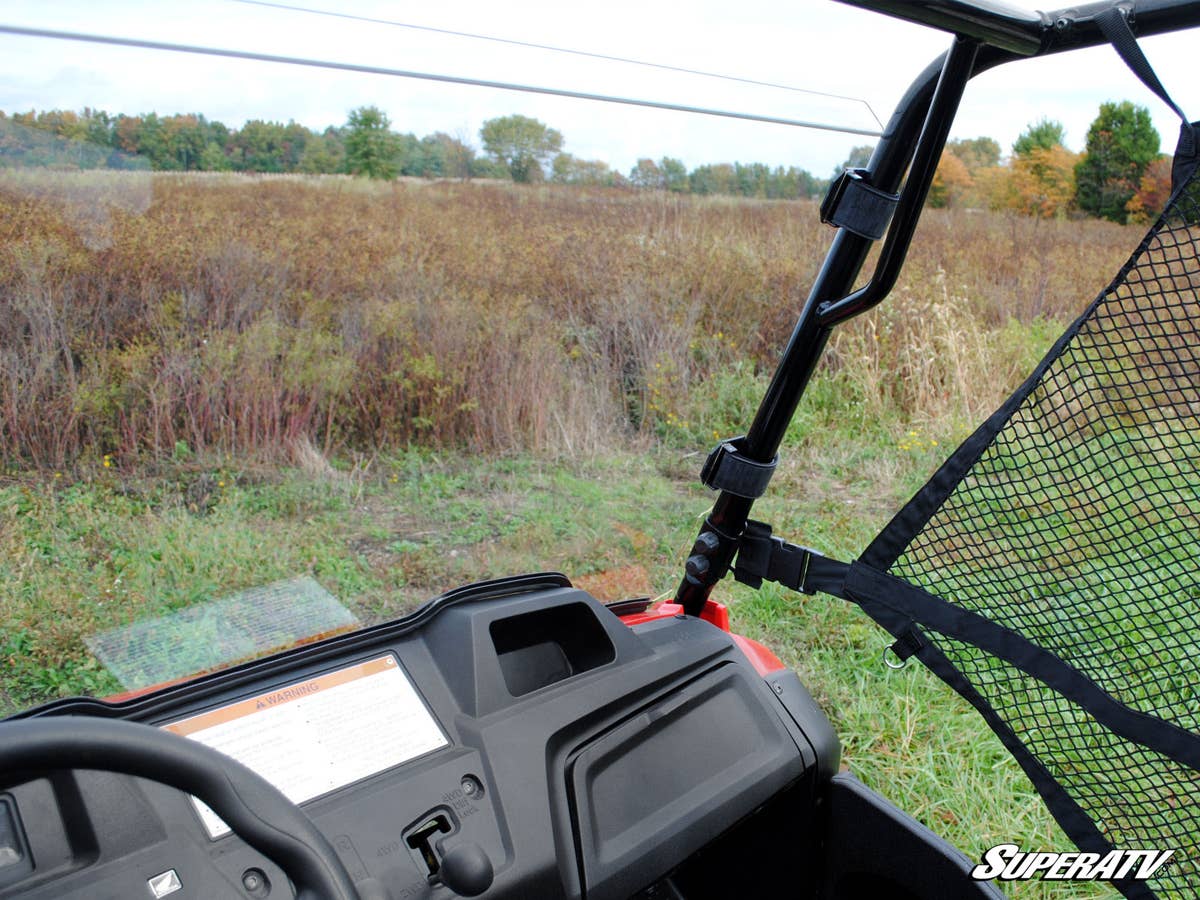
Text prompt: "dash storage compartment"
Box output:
[[568, 664, 803, 900], [489, 602, 615, 697]]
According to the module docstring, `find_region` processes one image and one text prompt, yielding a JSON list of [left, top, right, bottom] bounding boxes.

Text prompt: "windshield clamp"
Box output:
[[700, 437, 778, 499], [820, 168, 899, 241]]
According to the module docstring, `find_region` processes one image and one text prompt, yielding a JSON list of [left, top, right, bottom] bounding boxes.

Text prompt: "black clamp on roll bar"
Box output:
[[700, 437, 778, 499], [820, 169, 901, 241]]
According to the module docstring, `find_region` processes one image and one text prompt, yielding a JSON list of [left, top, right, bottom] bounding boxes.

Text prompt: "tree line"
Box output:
[[0, 100, 1173, 221], [0, 106, 831, 200], [0, 106, 483, 179], [923, 101, 1171, 224]]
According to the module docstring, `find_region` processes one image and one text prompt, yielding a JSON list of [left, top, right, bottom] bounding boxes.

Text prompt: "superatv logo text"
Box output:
[[971, 844, 1175, 882]]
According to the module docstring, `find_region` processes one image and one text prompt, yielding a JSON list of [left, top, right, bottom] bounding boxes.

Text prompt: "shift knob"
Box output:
[[438, 842, 494, 897]]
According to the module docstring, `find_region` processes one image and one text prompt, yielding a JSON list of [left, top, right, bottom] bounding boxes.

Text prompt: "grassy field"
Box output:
[[0, 417, 1114, 898], [0, 171, 1132, 467], [0, 174, 1153, 896], [1, 401, 1125, 900]]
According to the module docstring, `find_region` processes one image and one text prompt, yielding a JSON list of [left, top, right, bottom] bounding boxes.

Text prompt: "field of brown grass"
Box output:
[[0, 172, 1137, 469]]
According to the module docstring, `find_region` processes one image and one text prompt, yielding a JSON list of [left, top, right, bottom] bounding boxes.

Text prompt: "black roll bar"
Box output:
[[837, 0, 1200, 55], [836, 0, 1045, 55], [673, 0, 1200, 614], [673, 35, 982, 613]]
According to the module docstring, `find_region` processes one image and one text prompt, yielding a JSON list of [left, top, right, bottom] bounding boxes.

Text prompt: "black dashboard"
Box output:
[[0, 574, 841, 900]]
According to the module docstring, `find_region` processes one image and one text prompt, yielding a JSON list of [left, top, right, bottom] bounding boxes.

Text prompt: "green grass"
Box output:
[[0, 362, 1138, 899], [0, 448, 706, 710]]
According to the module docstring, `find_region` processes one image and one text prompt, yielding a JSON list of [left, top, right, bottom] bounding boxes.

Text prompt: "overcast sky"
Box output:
[[1, 0, 1198, 175]]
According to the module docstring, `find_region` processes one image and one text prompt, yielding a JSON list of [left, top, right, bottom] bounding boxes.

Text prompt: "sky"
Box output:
[[0, 0, 1198, 176]]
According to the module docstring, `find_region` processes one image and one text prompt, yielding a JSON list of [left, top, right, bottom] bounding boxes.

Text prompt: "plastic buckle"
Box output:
[[820, 168, 899, 241], [733, 520, 813, 593], [730, 521, 775, 590], [732, 520, 848, 597]]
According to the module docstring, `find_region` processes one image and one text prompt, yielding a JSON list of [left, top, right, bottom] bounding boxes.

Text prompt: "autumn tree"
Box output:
[[1013, 118, 1066, 157], [298, 127, 345, 174], [629, 158, 664, 189], [198, 142, 230, 171], [159, 114, 207, 169], [479, 114, 562, 183], [947, 136, 1000, 173], [688, 163, 737, 195], [550, 152, 578, 183], [550, 153, 614, 186], [130, 113, 169, 168], [928, 150, 973, 207], [1125, 156, 1174, 224], [1008, 145, 1079, 217], [0, 114, 102, 168], [344, 106, 399, 179], [619, 157, 686, 193], [940, 137, 1002, 206], [974, 119, 1078, 217], [734, 162, 770, 197], [430, 131, 475, 180], [659, 157, 688, 193], [112, 114, 141, 154], [279, 121, 311, 170], [233, 119, 291, 173], [1075, 101, 1159, 222]]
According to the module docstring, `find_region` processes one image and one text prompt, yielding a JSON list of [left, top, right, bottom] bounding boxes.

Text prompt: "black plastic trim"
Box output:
[[0, 718, 358, 900], [12, 572, 572, 722]]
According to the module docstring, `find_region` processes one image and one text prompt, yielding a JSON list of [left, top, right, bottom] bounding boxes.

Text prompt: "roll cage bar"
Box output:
[[674, 0, 1200, 613]]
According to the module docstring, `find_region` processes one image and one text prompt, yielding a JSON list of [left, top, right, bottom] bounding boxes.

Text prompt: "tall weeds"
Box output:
[[0, 173, 1137, 468]]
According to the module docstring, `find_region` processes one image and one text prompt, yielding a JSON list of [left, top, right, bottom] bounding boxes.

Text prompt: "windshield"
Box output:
[[9, 2, 1200, 890], [1, 0, 916, 713]]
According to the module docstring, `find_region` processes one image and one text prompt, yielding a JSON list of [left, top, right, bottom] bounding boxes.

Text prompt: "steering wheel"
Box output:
[[0, 716, 361, 900]]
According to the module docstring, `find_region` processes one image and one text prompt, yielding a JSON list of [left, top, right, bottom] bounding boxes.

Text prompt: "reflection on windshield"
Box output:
[[86, 576, 358, 695], [1, 119, 151, 250]]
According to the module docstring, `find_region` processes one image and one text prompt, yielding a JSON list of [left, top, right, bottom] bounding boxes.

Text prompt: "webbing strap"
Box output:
[[1095, 7, 1198, 190], [1096, 8, 1190, 129], [732, 520, 850, 596], [844, 562, 1200, 773]]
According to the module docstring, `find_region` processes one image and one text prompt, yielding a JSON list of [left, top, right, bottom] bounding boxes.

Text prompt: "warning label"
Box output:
[[164, 655, 447, 838]]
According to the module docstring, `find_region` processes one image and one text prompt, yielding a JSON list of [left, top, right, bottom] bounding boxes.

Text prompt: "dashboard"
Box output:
[[0, 574, 840, 899]]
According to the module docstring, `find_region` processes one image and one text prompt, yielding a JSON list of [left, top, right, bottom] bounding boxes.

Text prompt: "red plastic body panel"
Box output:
[[728, 634, 787, 676], [618, 598, 786, 676]]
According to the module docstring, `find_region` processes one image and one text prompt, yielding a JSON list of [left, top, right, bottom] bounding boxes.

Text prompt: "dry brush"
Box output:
[[0, 172, 1137, 469]]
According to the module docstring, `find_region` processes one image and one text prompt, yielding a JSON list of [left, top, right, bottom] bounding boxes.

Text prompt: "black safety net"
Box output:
[[843, 146, 1200, 899]]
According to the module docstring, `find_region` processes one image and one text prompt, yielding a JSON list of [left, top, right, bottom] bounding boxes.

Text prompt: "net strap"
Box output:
[[1095, 6, 1199, 190], [844, 562, 1200, 773]]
